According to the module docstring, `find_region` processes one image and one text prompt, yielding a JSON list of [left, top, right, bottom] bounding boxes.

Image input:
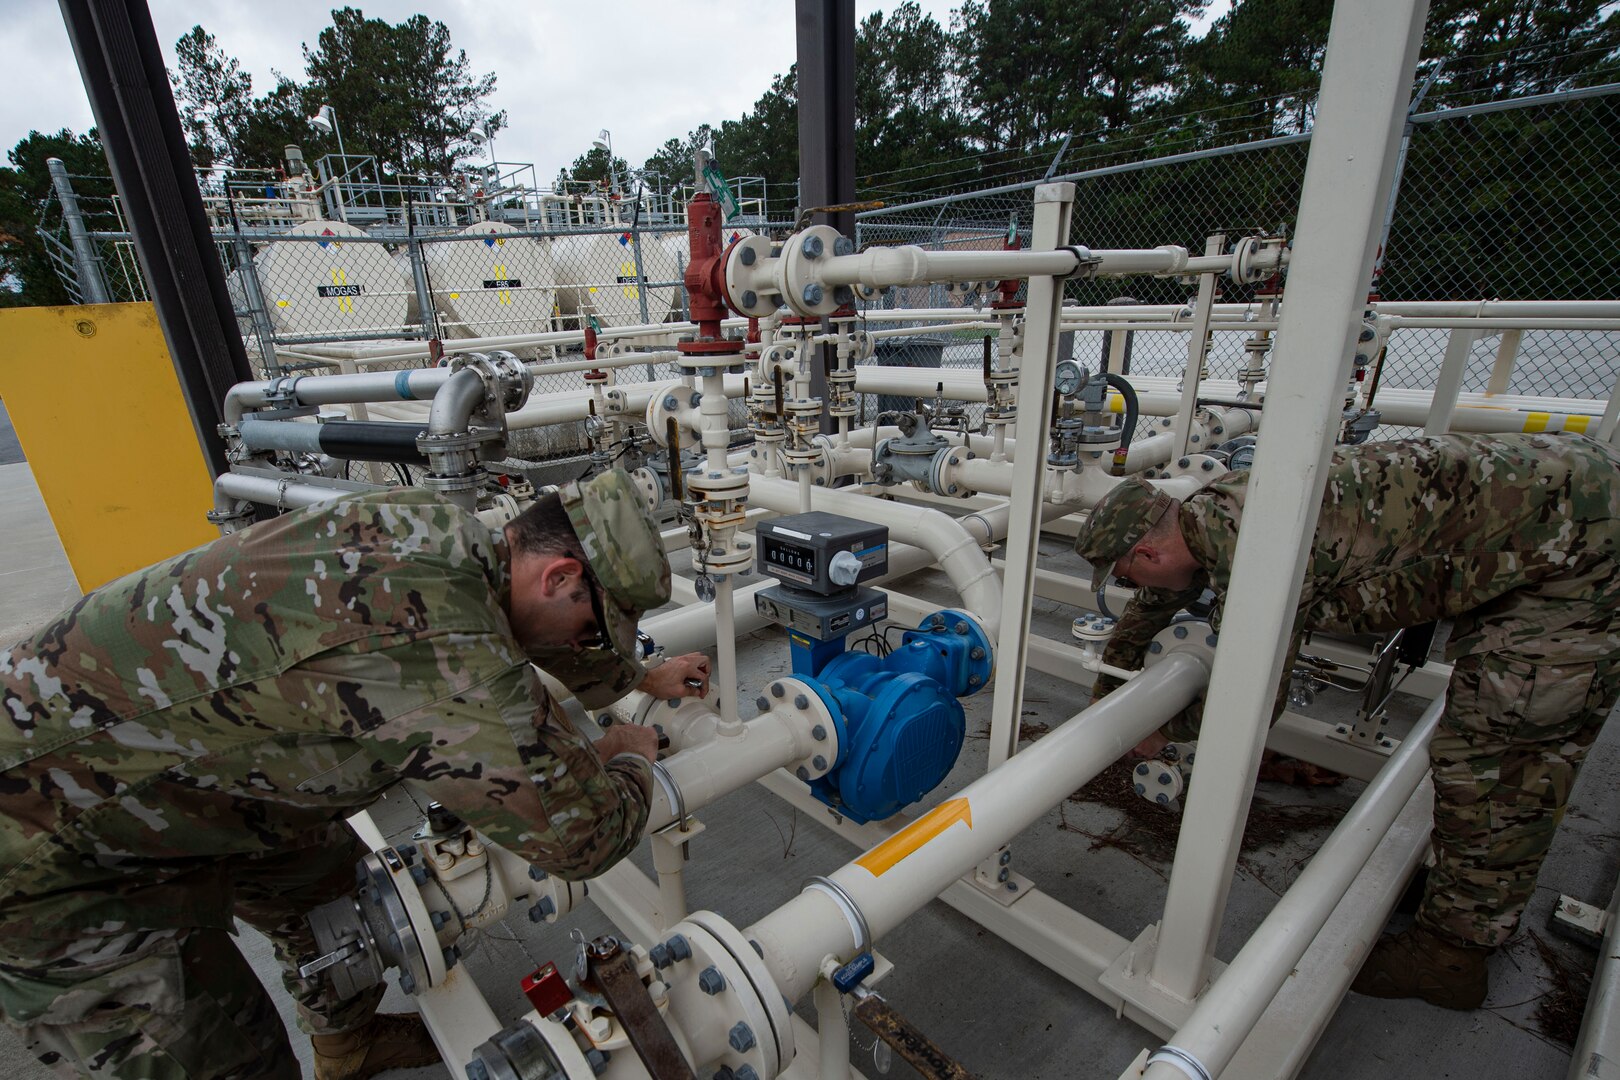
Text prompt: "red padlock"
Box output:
[[521, 961, 574, 1017]]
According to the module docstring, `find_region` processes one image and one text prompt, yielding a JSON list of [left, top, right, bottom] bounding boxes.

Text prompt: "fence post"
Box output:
[[408, 239, 436, 340], [225, 190, 281, 377], [1370, 64, 1442, 297], [47, 157, 111, 304]]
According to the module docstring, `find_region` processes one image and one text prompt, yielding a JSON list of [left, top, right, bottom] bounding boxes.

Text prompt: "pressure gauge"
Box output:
[[1054, 360, 1086, 398]]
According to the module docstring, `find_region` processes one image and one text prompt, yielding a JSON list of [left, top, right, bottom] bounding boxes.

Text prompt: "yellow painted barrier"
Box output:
[[0, 303, 217, 591]]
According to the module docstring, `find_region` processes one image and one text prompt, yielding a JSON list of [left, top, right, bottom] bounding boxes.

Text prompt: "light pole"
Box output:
[[468, 125, 498, 182], [307, 104, 346, 163], [592, 128, 619, 197], [307, 104, 347, 221]]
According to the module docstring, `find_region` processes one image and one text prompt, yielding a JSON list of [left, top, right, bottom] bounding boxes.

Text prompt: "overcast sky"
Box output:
[[2, 0, 1228, 184]]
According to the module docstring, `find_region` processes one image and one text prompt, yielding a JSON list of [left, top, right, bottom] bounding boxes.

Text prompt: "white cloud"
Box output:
[[0, 0, 963, 183]]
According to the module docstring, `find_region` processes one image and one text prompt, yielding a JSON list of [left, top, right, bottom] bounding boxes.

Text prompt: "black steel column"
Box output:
[[59, 0, 255, 477], [795, 0, 856, 430]]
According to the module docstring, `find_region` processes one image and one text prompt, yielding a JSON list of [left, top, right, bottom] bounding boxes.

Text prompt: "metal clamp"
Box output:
[[1146, 1045, 1212, 1080], [805, 876, 872, 954], [649, 761, 688, 833]]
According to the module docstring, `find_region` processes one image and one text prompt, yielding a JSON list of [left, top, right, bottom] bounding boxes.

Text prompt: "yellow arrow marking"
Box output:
[[855, 798, 972, 877], [495, 263, 511, 305], [621, 259, 638, 298]]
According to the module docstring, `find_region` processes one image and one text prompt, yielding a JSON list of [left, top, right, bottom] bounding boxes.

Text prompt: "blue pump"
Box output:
[[794, 609, 993, 824]]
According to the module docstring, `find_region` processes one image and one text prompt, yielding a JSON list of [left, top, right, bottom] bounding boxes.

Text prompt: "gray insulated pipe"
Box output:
[[238, 419, 431, 465]]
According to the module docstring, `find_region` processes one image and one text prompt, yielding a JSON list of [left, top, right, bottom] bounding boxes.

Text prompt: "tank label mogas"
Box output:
[[854, 797, 973, 877], [316, 285, 365, 297]]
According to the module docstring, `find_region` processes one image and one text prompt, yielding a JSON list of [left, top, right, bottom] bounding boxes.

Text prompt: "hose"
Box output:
[[1104, 372, 1140, 450]]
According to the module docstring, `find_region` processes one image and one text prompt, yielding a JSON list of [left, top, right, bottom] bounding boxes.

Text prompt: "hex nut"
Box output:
[[729, 1022, 757, 1052], [794, 694, 809, 709], [698, 966, 726, 995], [771, 683, 785, 698]]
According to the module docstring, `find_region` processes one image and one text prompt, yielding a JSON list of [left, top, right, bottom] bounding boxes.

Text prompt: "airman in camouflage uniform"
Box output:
[[0, 468, 710, 1078], [1073, 433, 1620, 1009]]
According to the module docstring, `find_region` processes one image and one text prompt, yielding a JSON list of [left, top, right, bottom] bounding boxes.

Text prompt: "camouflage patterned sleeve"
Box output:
[[322, 640, 652, 880], [1093, 584, 1204, 704]]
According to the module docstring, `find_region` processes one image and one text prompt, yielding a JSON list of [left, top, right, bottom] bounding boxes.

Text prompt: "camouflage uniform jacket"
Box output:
[[1098, 433, 1620, 713], [0, 489, 651, 945]]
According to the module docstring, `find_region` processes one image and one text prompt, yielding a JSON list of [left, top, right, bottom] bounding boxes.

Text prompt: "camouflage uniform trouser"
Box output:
[[1418, 649, 1620, 949], [0, 823, 384, 1080]]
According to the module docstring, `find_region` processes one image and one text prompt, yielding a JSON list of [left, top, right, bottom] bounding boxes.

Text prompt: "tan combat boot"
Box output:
[[1350, 924, 1490, 1010], [311, 1013, 441, 1080]]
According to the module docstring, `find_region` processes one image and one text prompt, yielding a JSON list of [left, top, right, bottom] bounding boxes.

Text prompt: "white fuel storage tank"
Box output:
[[252, 220, 413, 339]]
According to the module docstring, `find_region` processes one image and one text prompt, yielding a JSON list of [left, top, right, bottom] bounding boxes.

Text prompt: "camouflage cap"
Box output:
[[556, 468, 672, 706], [1073, 478, 1177, 570]]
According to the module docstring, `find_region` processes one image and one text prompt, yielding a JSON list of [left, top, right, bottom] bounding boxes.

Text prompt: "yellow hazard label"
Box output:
[[621, 260, 639, 298], [495, 263, 512, 306], [855, 798, 973, 877], [329, 268, 354, 312]]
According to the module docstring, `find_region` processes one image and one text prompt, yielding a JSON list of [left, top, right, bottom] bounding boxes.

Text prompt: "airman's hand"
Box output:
[[594, 723, 658, 765], [640, 653, 711, 700]]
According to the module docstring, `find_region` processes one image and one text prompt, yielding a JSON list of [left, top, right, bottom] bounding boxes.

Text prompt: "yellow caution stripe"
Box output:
[[855, 798, 973, 877], [1522, 412, 1591, 434]]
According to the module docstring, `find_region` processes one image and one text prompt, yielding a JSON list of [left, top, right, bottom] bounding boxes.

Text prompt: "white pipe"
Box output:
[[1142, 694, 1443, 1080], [746, 651, 1211, 1003], [1424, 328, 1476, 435], [1567, 867, 1620, 1080], [748, 476, 1003, 634], [645, 703, 821, 831], [854, 300, 1620, 323]]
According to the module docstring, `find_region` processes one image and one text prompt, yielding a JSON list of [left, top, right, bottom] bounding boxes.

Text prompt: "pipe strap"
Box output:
[[1146, 1045, 1212, 1080]]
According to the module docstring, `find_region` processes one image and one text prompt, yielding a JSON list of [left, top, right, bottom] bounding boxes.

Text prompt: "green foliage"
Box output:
[[953, 0, 1201, 150], [713, 69, 801, 193], [301, 8, 505, 176], [0, 129, 112, 307], [562, 145, 631, 192]]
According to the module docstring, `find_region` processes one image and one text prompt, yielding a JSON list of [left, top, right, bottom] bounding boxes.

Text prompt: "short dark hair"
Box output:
[[505, 491, 586, 561]]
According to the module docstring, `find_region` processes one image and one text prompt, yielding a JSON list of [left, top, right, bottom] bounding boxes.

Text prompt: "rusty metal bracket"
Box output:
[[583, 936, 696, 1080], [852, 994, 977, 1080]]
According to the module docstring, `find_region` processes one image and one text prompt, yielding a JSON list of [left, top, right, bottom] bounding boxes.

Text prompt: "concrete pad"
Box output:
[[0, 463, 81, 645]]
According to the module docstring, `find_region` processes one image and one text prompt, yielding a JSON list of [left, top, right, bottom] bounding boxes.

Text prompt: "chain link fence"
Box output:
[[36, 84, 1620, 455], [853, 84, 1620, 435]]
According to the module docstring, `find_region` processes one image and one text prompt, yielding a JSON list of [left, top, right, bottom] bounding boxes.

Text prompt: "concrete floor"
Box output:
[[1, 463, 1616, 1080]]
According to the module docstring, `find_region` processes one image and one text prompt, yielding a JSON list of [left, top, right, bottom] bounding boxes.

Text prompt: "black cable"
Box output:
[[392, 463, 414, 487]]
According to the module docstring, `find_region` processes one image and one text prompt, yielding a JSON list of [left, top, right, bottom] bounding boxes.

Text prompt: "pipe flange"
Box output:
[[645, 381, 702, 448], [690, 543, 753, 576], [778, 225, 845, 318], [628, 466, 663, 508], [1142, 620, 1218, 672], [725, 234, 782, 318], [479, 350, 535, 411], [844, 329, 873, 363], [929, 445, 972, 498], [763, 677, 842, 783], [1165, 453, 1228, 486], [685, 467, 751, 500], [664, 912, 794, 1079]]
